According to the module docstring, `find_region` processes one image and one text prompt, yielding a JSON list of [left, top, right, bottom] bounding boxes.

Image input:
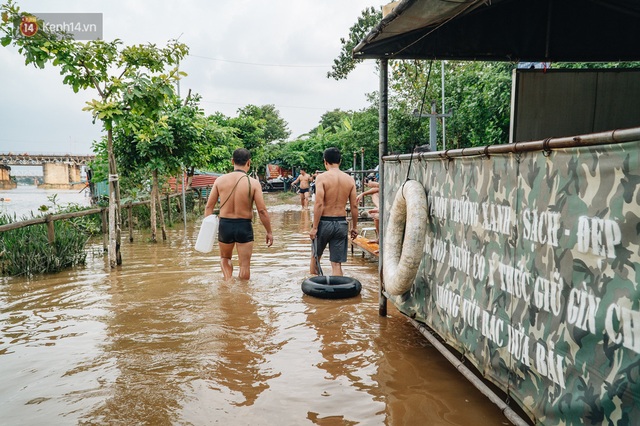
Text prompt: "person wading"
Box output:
[[309, 147, 358, 276], [205, 148, 273, 280], [293, 169, 313, 209]]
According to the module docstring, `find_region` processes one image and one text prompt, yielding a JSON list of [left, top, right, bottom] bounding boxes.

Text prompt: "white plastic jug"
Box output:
[[195, 215, 219, 253]]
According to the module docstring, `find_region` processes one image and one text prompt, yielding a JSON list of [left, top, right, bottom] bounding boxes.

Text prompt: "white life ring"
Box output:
[[383, 180, 428, 295]]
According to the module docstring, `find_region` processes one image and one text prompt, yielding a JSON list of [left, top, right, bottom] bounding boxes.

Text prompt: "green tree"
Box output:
[[107, 91, 238, 241], [209, 105, 289, 174], [238, 104, 290, 143], [1, 1, 188, 266], [328, 7, 381, 80], [265, 106, 381, 175], [443, 61, 512, 148]]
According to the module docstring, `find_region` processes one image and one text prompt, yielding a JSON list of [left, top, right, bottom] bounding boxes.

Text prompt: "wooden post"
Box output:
[[166, 193, 172, 225], [176, 192, 182, 214], [128, 203, 133, 242], [150, 171, 158, 243], [156, 190, 167, 241], [379, 58, 388, 317], [46, 214, 55, 246], [101, 208, 108, 252]]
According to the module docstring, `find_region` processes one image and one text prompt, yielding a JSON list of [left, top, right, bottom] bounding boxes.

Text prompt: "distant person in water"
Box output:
[[309, 147, 358, 276], [292, 169, 313, 209], [205, 148, 273, 280]]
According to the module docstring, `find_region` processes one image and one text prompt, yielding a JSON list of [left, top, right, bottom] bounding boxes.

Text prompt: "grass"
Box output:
[[0, 213, 89, 277]]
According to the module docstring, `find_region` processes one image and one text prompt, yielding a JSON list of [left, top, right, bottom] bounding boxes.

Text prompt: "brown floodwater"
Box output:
[[0, 195, 514, 425]]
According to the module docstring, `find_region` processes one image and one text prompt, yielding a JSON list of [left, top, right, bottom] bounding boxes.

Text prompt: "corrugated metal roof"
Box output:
[[354, 0, 640, 62]]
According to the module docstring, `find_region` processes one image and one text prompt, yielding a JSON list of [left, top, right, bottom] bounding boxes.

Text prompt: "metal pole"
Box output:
[[360, 147, 365, 191], [379, 58, 388, 317], [441, 61, 446, 150], [409, 318, 530, 426], [430, 101, 438, 152]]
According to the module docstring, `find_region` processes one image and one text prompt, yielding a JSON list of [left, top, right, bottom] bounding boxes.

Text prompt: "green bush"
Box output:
[[0, 213, 89, 277]]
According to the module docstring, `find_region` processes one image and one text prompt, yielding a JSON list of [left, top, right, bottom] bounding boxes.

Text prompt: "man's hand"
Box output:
[[266, 233, 273, 247], [350, 228, 358, 240], [309, 227, 318, 240]]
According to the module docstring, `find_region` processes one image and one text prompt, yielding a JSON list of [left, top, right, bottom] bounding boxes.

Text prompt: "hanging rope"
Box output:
[[404, 60, 433, 186]]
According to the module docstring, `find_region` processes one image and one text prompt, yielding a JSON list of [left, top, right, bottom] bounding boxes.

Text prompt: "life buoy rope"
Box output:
[[383, 180, 428, 295]]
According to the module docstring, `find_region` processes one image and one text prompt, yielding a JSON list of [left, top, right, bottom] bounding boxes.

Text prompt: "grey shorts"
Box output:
[[316, 216, 348, 263]]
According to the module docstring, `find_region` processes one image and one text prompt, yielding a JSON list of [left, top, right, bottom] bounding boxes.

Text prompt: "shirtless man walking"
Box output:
[[293, 169, 313, 209], [205, 148, 273, 280], [309, 147, 358, 276]]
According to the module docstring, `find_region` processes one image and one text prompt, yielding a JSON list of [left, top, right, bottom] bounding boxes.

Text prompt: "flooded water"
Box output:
[[0, 194, 514, 425], [0, 184, 92, 218]]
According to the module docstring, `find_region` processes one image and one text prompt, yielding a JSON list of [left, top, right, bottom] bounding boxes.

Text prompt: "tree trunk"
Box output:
[[106, 129, 122, 267], [156, 188, 167, 241], [151, 169, 158, 243]]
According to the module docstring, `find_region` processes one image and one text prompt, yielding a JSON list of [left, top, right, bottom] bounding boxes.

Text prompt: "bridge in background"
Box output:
[[0, 152, 95, 189]]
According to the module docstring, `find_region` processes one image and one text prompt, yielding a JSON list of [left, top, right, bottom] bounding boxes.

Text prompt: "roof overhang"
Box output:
[[353, 0, 640, 62]]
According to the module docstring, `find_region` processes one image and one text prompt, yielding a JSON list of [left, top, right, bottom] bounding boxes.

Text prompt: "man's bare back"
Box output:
[[212, 171, 259, 219], [314, 169, 355, 217], [309, 148, 358, 276], [204, 148, 272, 280]]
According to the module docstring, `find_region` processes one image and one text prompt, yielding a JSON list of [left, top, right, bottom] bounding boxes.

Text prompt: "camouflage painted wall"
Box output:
[[383, 141, 640, 425]]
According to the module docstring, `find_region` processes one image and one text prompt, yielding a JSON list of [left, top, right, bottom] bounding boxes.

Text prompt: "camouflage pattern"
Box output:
[[382, 140, 640, 425]]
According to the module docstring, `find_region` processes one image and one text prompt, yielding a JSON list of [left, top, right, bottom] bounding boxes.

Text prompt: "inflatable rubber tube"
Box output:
[[383, 180, 428, 295], [301, 276, 362, 299]]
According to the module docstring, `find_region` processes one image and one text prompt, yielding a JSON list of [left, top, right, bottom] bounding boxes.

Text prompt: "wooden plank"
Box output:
[[350, 235, 379, 257]]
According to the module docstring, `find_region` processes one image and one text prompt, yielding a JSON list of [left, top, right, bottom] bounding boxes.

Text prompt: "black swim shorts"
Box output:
[[316, 216, 348, 263], [299, 188, 310, 194], [218, 217, 254, 244]]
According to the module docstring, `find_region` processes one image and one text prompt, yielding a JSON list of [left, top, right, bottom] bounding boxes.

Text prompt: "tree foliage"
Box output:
[[327, 7, 381, 81]]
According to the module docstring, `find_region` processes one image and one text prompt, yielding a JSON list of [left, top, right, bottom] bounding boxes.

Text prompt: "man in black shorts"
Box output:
[[205, 148, 273, 280], [292, 169, 313, 209], [309, 147, 358, 276]]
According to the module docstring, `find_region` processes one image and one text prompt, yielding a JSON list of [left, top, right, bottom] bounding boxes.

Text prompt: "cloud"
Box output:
[[0, 0, 383, 154]]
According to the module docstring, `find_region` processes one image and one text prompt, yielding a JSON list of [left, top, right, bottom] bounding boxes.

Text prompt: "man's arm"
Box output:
[[253, 185, 273, 247], [310, 178, 325, 240], [349, 184, 358, 239], [204, 183, 220, 217], [356, 187, 379, 203]]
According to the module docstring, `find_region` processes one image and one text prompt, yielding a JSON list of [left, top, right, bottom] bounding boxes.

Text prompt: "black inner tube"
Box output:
[[301, 276, 362, 299]]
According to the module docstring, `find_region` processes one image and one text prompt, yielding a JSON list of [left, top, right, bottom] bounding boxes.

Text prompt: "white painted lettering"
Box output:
[[566, 286, 601, 334], [498, 262, 531, 302], [522, 208, 561, 247], [507, 324, 531, 367], [605, 303, 640, 354], [436, 285, 460, 318], [481, 311, 504, 346], [448, 241, 471, 276], [535, 342, 566, 389], [462, 298, 480, 330], [576, 216, 622, 259], [533, 270, 564, 316], [429, 195, 448, 221]]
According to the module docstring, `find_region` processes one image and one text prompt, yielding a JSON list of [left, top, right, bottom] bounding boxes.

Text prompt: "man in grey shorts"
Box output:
[[309, 147, 358, 276]]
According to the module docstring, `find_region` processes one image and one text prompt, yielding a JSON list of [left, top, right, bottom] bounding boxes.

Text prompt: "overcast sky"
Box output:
[[0, 0, 384, 156]]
